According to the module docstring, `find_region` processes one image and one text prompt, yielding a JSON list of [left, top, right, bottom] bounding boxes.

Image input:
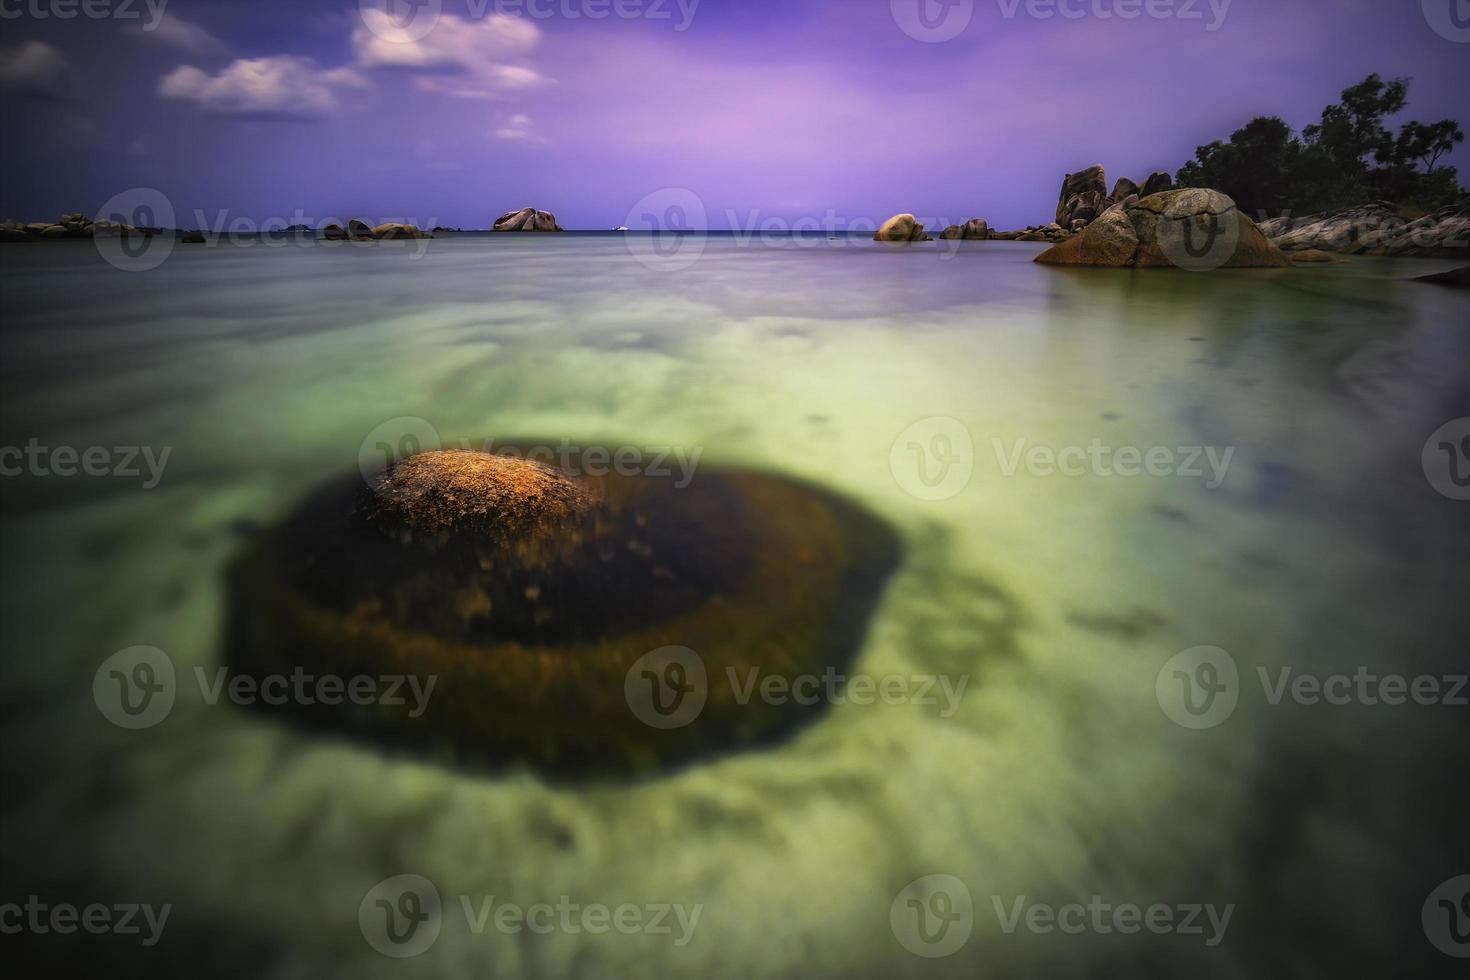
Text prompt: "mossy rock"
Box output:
[[224, 445, 901, 776]]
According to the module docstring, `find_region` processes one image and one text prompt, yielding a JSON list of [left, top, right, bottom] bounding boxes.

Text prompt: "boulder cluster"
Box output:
[[321, 219, 431, 240], [939, 218, 989, 241], [0, 212, 161, 242], [1055, 164, 1173, 229], [493, 207, 564, 232], [1035, 188, 1290, 268]]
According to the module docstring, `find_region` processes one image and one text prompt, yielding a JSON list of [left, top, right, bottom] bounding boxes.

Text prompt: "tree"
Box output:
[[1174, 73, 1464, 213]]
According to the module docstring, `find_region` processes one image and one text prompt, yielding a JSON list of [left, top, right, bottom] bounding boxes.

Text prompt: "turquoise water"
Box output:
[[2, 235, 1468, 977]]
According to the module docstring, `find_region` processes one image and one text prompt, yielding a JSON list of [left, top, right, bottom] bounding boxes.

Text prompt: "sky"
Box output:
[[1, 0, 1467, 230]]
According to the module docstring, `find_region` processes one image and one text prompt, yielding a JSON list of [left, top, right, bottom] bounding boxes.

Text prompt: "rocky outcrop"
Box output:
[[1056, 164, 1107, 228], [939, 218, 989, 240], [494, 207, 564, 232], [1256, 198, 1469, 257], [348, 218, 373, 238], [875, 213, 932, 242], [1036, 188, 1290, 269]]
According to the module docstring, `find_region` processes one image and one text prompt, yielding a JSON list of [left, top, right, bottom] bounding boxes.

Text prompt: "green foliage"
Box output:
[[1174, 74, 1465, 215]]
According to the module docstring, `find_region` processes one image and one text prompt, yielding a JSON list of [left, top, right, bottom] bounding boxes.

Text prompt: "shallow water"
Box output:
[[2, 234, 1468, 978]]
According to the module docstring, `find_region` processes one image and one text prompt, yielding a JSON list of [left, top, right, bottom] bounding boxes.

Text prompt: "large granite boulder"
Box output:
[[939, 218, 989, 240], [494, 207, 564, 232], [1105, 177, 1139, 211], [1141, 171, 1173, 197], [1056, 164, 1107, 228], [348, 218, 374, 238], [1036, 188, 1290, 269], [875, 213, 932, 242]]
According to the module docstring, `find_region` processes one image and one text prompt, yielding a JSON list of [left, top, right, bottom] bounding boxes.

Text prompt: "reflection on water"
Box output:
[[2, 236, 1468, 977]]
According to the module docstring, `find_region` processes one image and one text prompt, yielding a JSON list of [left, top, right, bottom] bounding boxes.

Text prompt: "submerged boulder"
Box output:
[[494, 207, 565, 232], [1036, 188, 1290, 269], [224, 445, 901, 775]]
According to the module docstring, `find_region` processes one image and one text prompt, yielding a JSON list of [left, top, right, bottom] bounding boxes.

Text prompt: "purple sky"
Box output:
[[1, 0, 1467, 230]]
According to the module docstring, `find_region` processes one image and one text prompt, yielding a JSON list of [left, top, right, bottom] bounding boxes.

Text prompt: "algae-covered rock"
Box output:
[[224, 445, 901, 775]]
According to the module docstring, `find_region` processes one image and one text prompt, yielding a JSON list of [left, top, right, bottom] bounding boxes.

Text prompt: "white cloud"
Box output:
[[159, 57, 365, 119], [352, 10, 543, 99], [0, 41, 73, 100], [495, 113, 544, 142], [126, 16, 229, 56]]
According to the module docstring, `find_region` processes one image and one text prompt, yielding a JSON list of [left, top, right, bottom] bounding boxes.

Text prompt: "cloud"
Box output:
[[0, 41, 73, 100], [159, 57, 366, 119], [126, 16, 230, 56], [352, 10, 543, 99], [495, 113, 544, 143]]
